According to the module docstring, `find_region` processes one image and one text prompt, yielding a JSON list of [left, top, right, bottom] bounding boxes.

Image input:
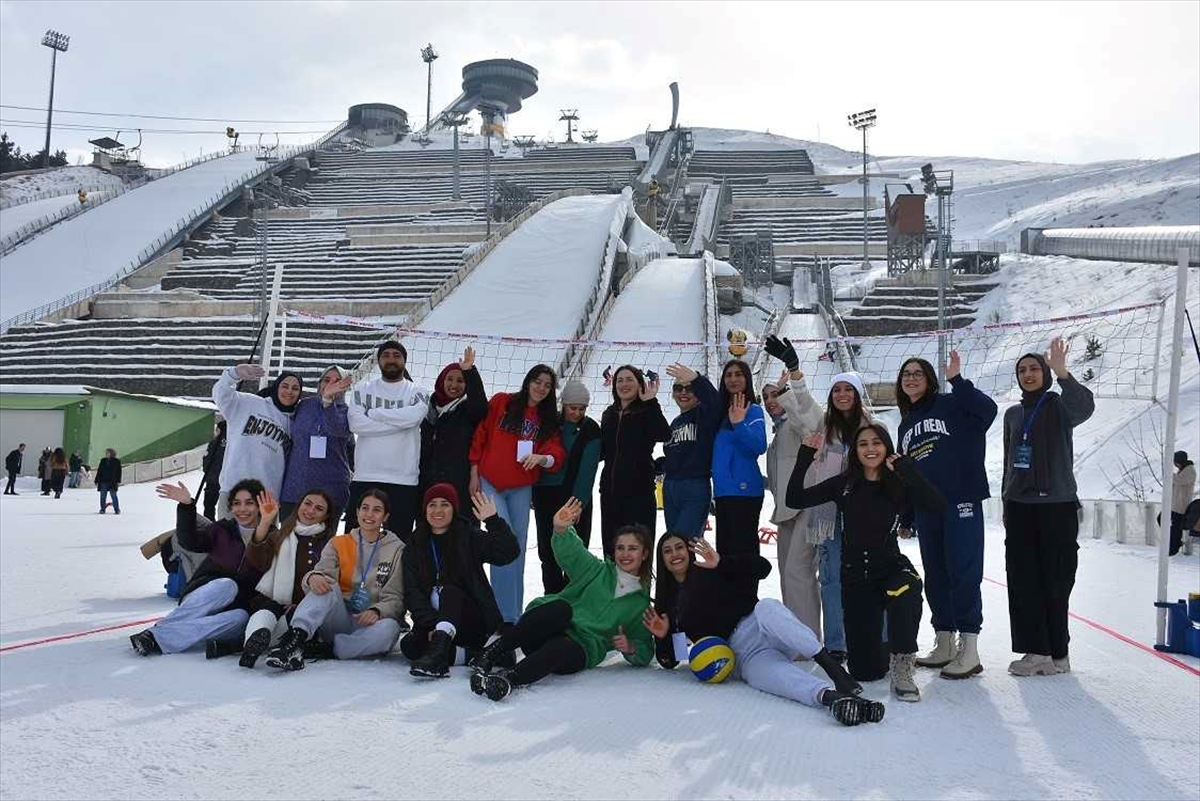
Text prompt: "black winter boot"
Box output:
[[205, 638, 243, 660], [265, 627, 308, 672], [821, 689, 886, 726], [814, 647, 862, 696], [238, 628, 271, 669], [129, 630, 162, 657], [480, 668, 515, 701], [410, 630, 454, 679], [467, 634, 516, 675]]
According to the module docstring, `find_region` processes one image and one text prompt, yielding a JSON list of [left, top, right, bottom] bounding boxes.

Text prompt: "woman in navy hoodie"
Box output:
[[710, 359, 767, 557], [895, 350, 997, 680]]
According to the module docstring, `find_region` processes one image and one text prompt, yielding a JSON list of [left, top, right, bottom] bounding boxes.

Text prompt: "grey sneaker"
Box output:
[[890, 653, 920, 702], [1052, 656, 1071, 674], [1008, 653, 1057, 676]]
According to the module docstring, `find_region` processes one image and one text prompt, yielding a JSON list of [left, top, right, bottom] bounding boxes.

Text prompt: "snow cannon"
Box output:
[[726, 328, 749, 358], [1153, 598, 1200, 657]]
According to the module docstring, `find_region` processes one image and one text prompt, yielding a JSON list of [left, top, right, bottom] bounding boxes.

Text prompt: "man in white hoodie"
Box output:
[[346, 340, 430, 540]]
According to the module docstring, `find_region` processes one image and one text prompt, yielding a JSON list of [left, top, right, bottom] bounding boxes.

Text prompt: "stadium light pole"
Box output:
[[420, 44, 438, 133], [921, 162, 954, 385], [848, 109, 876, 271], [41, 29, 70, 168]]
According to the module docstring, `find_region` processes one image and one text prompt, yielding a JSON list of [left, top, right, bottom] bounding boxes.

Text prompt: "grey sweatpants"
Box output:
[[775, 516, 822, 637], [729, 598, 831, 708], [290, 588, 401, 660], [151, 578, 249, 654]]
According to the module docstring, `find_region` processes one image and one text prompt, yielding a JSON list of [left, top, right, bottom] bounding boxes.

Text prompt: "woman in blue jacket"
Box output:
[[711, 359, 767, 557], [895, 349, 997, 679]]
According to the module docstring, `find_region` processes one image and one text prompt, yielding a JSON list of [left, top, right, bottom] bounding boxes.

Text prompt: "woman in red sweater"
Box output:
[[469, 364, 566, 623]]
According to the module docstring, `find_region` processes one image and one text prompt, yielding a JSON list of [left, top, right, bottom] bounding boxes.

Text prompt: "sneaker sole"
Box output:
[[940, 664, 984, 680], [915, 658, 954, 668], [892, 689, 921, 702], [1009, 666, 1059, 677], [410, 667, 450, 679], [469, 670, 487, 696]]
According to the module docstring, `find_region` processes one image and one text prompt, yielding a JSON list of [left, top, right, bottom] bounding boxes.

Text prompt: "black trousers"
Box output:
[[202, 482, 220, 521], [1169, 512, 1185, 556], [500, 598, 587, 686], [400, 585, 489, 660], [714, 495, 763, 557], [599, 489, 656, 558], [4, 470, 16, 494], [841, 554, 924, 681], [344, 481, 418, 542], [50, 470, 67, 498], [1005, 501, 1079, 660], [533, 484, 593, 594]]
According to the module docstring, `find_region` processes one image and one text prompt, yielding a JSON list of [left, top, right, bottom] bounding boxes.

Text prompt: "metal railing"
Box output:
[[951, 239, 1007, 254]]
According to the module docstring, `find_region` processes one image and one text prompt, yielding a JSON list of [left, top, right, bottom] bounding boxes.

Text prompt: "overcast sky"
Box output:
[[1, 0, 1197, 168]]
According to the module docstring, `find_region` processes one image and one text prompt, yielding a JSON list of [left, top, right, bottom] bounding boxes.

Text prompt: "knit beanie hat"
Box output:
[[1176, 450, 1190, 468], [423, 482, 459, 513], [829, 371, 866, 400], [561, 380, 590, 406], [377, 340, 407, 361]]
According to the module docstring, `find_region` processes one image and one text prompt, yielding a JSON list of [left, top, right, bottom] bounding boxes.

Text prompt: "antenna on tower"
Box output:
[[558, 109, 579, 144]]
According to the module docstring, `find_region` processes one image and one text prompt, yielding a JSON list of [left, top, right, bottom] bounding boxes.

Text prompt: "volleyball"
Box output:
[[689, 637, 735, 683]]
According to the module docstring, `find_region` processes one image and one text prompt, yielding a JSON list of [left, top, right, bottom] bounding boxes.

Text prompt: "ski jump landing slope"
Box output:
[[407, 193, 630, 391], [0, 151, 276, 324]]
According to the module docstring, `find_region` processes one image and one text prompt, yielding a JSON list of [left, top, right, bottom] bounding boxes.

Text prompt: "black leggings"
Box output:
[[533, 484, 593, 594], [501, 599, 587, 686], [400, 585, 489, 659], [599, 490, 656, 558], [714, 495, 763, 557]]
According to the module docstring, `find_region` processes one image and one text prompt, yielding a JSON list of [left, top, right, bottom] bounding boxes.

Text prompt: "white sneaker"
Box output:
[[940, 633, 983, 679], [915, 631, 956, 668], [890, 653, 920, 702], [1008, 653, 1057, 676], [1053, 656, 1071, 674]]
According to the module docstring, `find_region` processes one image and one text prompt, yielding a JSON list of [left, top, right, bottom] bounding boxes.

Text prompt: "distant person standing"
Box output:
[[4, 443, 24, 495], [201, 421, 228, 521], [96, 448, 123, 514], [346, 340, 430, 539], [68, 450, 86, 489], [49, 448, 69, 499], [1170, 451, 1196, 557], [38, 447, 52, 495]]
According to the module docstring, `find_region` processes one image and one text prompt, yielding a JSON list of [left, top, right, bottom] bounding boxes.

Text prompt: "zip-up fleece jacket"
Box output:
[[526, 528, 654, 669], [301, 530, 406, 621], [711, 403, 767, 497], [348, 376, 429, 487], [663, 373, 724, 480], [281, 396, 352, 508], [599, 398, 671, 496], [897, 374, 998, 505], [212, 367, 293, 496], [469, 393, 565, 492], [536, 416, 602, 503], [174, 502, 267, 609]]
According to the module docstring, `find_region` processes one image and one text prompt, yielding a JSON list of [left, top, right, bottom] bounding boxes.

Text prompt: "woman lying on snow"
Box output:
[[467, 498, 656, 701], [645, 532, 884, 727]]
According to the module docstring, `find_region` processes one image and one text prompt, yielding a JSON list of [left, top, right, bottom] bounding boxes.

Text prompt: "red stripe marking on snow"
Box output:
[[981, 576, 1200, 677], [0, 616, 163, 653]]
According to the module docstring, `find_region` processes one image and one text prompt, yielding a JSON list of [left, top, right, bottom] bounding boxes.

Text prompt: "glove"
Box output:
[[233, 364, 266, 381], [763, 335, 799, 372]]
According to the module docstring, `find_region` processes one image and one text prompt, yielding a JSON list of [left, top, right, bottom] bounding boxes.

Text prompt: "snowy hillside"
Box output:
[[0, 166, 125, 204]]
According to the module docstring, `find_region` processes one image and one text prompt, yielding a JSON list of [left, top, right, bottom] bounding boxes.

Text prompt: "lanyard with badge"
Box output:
[[1013, 392, 1050, 470], [346, 532, 382, 612], [309, 404, 328, 459], [430, 539, 443, 610]]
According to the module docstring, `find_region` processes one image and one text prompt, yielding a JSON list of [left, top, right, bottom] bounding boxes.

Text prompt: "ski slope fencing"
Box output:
[[286, 299, 1166, 415]]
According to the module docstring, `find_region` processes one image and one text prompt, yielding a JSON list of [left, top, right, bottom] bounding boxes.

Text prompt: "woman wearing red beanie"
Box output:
[[402, 483, 520, 678]]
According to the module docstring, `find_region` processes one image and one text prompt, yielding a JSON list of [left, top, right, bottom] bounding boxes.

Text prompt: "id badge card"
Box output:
[[430, 585, 441, 611], [309, 435, 327, 459], [672, 632, 690, 663], [1013, 444, 1033, 470], [347, 584, 370, 613], [516, 440, 534, 462]]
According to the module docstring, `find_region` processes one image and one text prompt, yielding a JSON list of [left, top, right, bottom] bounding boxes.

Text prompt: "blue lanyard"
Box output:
[[1021, 392, 1051, 444], [430, 538, 442, 581], [357, 532, 382, 588]]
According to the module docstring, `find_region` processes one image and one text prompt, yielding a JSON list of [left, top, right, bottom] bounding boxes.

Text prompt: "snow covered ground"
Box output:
[[0, 472, 1196, 800], [0, 151, 285, 323], [0, 190, 112, 239], [0, 166, 125, 205]]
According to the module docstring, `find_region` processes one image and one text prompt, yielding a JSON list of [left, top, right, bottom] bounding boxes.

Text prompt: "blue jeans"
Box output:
[[818, 521, 845, 651], [482, 477, 532, 623], [663, 477, 711, 538], [98, 483, 120, 514]]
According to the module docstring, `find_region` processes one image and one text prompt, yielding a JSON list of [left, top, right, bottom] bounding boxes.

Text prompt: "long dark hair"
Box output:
[[844, 423, 905, 501], [824, 381, 867, 447], [653, 532, 694, 616], [719, 358, 758, 407], [275, 488, 336, 552], [895, 357, 938, 417], [613, 523, 654, 588], [409, 513, 471, 588], [501, 364, 560, 443], [608, 364, 645, 404]]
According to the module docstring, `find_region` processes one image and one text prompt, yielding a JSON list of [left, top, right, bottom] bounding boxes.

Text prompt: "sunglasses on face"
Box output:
[[672, 383, 693, 394]]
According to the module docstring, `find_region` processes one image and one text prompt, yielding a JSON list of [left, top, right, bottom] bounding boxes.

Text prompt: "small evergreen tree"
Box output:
[[1083, 335, 1103, 361]]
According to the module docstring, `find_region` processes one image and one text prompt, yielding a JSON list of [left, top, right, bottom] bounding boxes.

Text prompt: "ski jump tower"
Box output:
[[419, 58, 539, 139]]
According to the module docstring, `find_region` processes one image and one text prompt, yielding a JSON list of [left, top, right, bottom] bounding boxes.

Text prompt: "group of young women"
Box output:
[[128, 332, 1094, 725]]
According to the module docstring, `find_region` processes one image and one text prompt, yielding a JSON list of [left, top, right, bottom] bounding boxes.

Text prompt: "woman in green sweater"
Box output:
[[468, 497, 655, 701]]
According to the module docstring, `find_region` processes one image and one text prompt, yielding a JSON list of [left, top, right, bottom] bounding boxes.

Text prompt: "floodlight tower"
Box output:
[[559, 109, 579, 143], [420, 44, 439, 133], [848, 108, 877, 270], [443, 112, 469, 200], [921, 162, 955, 384], [41, 29, 70, 168]]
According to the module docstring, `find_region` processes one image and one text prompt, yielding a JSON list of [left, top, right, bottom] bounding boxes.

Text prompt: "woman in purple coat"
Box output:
[[280, 366, 354, 524]]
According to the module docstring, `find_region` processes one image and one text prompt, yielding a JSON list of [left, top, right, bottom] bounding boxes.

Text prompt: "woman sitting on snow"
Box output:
[[130, 479, 270, 656], [401, 483, 519, 679], [467, 498, 656, 701], [645, 532, 883, 727], [265, 489, 405, 671], [233, 488, 337, 669]]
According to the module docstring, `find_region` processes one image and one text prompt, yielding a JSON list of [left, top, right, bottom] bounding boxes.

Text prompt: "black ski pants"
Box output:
[[1005, 501, 1079, 660], [599, 489, 656, 558], [533, 484, 593, 594], [400, 585, 489, 660], [714, 495, 764, 557], [4, 470, 16, 494], [501, 598, 587, 687], [841, 552, 924, 681]]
